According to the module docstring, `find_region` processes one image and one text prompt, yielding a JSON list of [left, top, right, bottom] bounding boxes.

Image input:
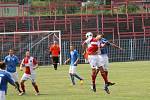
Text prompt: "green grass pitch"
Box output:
[[6, 61, 150, 100]]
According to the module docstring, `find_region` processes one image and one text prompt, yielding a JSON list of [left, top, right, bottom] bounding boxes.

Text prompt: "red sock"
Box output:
[[101, 72, 108, 84], [32, 83, 39, 93], [105, 71, 108, 79], [91, 71, 96, 85], [21, 82, 25, 92]]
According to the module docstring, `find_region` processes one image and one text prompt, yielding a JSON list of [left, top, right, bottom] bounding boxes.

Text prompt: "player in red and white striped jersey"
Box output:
[[19, 51, 39, 96], [82, 32, 109, 92]]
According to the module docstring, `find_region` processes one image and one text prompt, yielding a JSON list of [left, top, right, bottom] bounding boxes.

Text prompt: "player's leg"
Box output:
[[97, 55, 109, 84], [104, 55, 115, 86], [32, 82, 40, 95], [19, 80, 26, 95], [91, 68, 97, 92], [88, 55, 97, 92], [12, 72, 22, 93], [69, 66, 75, 85], [55, 56, 59, 70], [19, 73, 29, 95], [95, 55, 104, 78], [31, 73, 40, 95], [74, 74, 83, 81], [98, 67, 108, 85], [98, 66, 110, 94], [53, 57, 58, 70], [72, 66, 84, 84], [0, 91, 5, 100], [97, 55, 110, 94], [52, 57, 56, 70]]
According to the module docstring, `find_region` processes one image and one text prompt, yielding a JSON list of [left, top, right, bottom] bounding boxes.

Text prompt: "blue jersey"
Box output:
[[100, 38, 111, 55], [0, 70, 15, 92], [69, 50, 79, 66], [3, 55, 19, 73]]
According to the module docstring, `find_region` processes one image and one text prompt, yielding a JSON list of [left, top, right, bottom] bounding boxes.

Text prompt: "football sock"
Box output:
[[32, 83, 39, 93], [15, 82, 22, 93], [92, 71, 96, 85], [95, 69, 99, 79], [69, 73, 75, 85], [101, 71, 108, 84], [54, 64, 57, 70], [20, 82, 25, 92], [105, 71, 108, 80], [74, 74, 83, 80]]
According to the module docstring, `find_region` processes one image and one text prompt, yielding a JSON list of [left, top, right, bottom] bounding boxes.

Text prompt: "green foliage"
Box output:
[[105, 0, 111, 5], [31, 0, 49, 6], [119, 4, 140, 13]]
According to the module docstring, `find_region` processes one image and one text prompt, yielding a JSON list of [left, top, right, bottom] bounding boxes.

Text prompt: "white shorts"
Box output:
[[100, 54, 109, 71], [88, 55, 103, 69], [21, 72, 36, 83], [0, 91, 5, 100], [8, 72, 18, 82], [69, 66, 77, 74]]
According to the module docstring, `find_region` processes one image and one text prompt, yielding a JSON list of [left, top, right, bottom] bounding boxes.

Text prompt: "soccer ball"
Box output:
[[86, 32, 93, 38]]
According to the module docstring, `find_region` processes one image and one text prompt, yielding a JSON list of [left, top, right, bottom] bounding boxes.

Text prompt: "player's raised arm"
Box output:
[[33, 58, 38, 70], [82, 42, 87, 56], [110, 43, 123, 50], [82, 32, 93, 55], [19, 59, 24, 71]]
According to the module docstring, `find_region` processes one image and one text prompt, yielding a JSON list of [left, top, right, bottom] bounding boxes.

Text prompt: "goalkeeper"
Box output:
[[49, 41, 60, 70]]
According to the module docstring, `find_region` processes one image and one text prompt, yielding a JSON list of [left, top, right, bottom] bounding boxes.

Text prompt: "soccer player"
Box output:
[[3, 49, 22, 93], [97, 34, 122, 93], [64, 45, 83, 85], [49, 41, 60, 70], [0, 62, 18, 100], [82, 32, 108, 92], [19, 51, 39, 96]]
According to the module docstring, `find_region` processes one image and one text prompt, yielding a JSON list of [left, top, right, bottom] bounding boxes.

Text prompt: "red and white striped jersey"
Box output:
[[83, 37, 99, 55], [22, 56, 37, 74]]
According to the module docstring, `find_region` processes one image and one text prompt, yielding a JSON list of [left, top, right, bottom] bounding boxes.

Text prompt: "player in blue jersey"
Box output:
[[3, 49, 22, 93], [0, 62, 18, 100], [64, 45, 83, 85], [97, 35, 122, 94]]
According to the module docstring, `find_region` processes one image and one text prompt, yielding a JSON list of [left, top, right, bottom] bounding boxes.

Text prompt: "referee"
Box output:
[[49, 41, 60, 70]]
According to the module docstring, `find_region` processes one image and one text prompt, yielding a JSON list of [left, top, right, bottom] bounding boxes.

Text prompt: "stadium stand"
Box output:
[[0, 0, 150, 64]]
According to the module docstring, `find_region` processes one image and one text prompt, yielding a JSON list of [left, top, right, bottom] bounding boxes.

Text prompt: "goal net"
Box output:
[[0, 31, 62, 66]]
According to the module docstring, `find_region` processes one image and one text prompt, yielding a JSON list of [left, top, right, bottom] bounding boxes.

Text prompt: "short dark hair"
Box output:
[[9, 49, 14, 51], [0, 62, 6, 70]]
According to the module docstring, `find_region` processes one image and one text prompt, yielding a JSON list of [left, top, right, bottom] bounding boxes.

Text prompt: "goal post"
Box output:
[[0, 30, 62, 65]]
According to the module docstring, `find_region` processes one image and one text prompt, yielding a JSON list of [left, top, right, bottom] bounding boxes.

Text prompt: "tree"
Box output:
[[105, 0, 111, 5]]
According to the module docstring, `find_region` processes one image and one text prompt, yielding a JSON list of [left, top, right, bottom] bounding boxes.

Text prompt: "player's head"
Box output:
[[25, 50, 30, 57], [53, 41, 57, 45], [9, 49, 14, 56], [96, 34, 103, 40], [70, 45, 74, 51], [86, 32, 93, 38], [0, 62, 6, 70]]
